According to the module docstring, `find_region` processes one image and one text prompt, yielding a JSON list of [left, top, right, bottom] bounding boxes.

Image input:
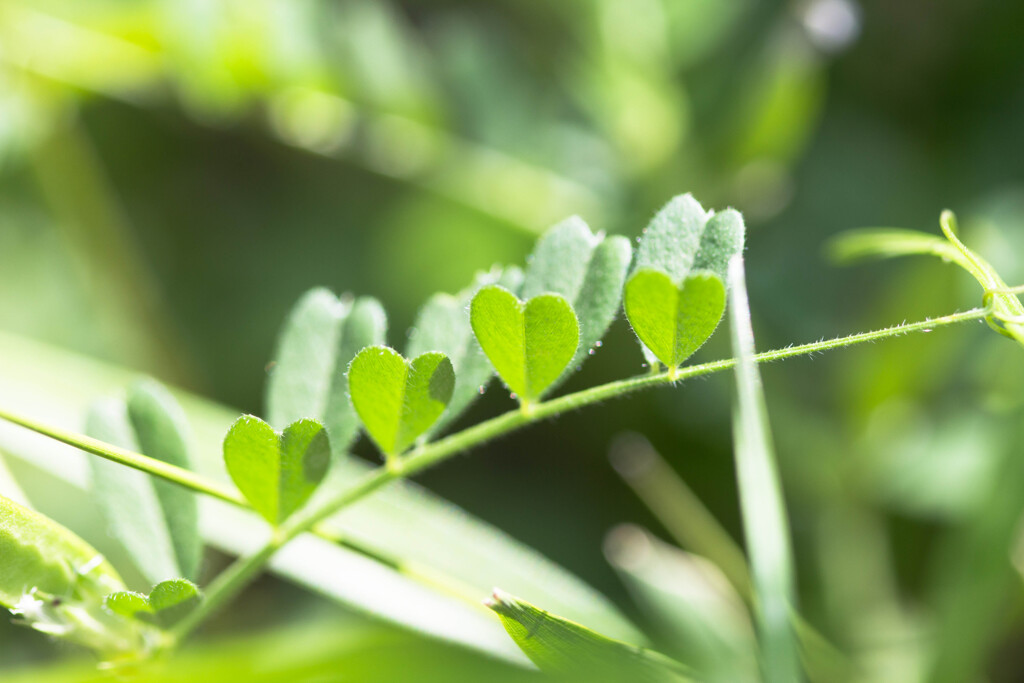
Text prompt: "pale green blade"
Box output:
[[0, 330, 642, 658], [521, 215, 600, 301], [605, 525, 758, 683], [727, 256, 801, 683], [694, 209, 746, 281], [407, 266, 523, 435], [86, 399, 183, 584], [488, 589, 691, 682], [126, 380, 201, 581], [632, 193, 711, 282], [266, 288, 346, 428]]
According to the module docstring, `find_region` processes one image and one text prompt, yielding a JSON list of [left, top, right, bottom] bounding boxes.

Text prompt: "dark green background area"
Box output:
[[2, 0, 1024, 679]]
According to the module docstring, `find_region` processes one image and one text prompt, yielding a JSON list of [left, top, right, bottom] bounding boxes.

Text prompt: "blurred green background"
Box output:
[[2, 0, 1024, 680]]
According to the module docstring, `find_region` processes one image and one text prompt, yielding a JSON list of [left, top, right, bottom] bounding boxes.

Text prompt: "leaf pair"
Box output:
[[86, 381, 202, 584], [625, 194, 745, 369]]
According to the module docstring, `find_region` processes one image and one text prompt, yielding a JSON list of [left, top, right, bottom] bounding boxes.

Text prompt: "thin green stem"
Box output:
[[172, 305, 987, 644], [0, 409, 245, 506]]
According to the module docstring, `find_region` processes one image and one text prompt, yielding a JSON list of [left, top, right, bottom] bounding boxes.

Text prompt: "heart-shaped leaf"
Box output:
[[624, 269, 726, 370], [223, 416, 331, 525], [470, 286, 579, 404], [348, 347, 455, 457], [520, 216, 632, 384]]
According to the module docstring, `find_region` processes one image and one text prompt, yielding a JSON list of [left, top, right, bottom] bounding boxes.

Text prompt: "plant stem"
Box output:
[[0, 409, 246, 506], [170, 305, 987, 644]]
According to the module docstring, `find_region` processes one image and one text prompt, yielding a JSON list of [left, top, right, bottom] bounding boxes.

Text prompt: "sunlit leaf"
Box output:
[[624, 270, 726, 370], [470, 286, 579, 404], [223, 416, 331, 525], [348, 347, 454, 456]]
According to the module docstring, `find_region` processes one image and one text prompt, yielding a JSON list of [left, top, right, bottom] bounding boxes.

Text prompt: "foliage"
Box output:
[[1, 185, 1019, 681]]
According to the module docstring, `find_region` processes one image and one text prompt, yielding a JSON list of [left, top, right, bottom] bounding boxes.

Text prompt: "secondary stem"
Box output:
[[172, 306, 987, 643]]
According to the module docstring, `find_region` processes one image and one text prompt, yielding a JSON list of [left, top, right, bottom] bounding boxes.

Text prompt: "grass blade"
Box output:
[[727, 256, 801, 682]]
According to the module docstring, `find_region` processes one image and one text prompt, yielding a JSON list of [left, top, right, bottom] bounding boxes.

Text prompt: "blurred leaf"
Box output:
[[86, 396, 194, 584], [471, 287, 580, 403], [407, 266, 524, 435], [106, 578, 202, 626], [266, 290, 386, 460], [126, 381, 202, 582], [5, 620, 547, 683], [487, 589, 690, 682], [604, 525, 758, 683], [0, 493, 124, 609], [624, 270, 726, 370], [727, 256, 800, 682], [348, 347, 454, 457], [520, 217, 632, 376], [223, 416, 330, 525]]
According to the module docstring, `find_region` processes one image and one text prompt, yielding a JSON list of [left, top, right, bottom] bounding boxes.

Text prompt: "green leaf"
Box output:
[[407, 266, 523, 435], [86, 382, 202, 584], [727, 256, 800, 683], [223, 416, 331, 525], [0, 494, 125, 609], [126, 381, 202, 582], [487, 590, 691, 682], [106, 578, 202, 626], [266, 289, 387, 459], [605, 525, 758, 683], [521, 216, 632, 377], [470, 286, 579, 404], [348, 347, 455, 457], [624, 270, 726, 370], [628, 195, 745, 366]]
